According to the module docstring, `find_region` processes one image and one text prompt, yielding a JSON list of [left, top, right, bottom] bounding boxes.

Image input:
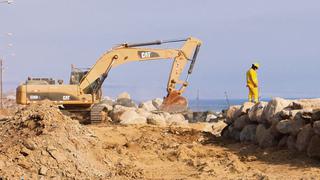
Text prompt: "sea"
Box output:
[[188, 98, 271, 112]]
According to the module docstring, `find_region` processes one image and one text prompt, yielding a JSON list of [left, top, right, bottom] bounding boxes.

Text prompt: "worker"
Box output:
[[246, 63, 260, 103]]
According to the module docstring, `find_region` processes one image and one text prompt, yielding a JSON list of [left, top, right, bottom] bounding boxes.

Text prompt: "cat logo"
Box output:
[[138, 51, 160, 59], [29, 95, 40, 100], [63, 95, 70, 101]]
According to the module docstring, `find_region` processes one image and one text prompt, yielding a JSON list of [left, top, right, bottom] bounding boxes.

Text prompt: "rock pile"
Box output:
[[102, 93, 224, 128], [223, 97, 320, 159], [0, 101, 110, 179]]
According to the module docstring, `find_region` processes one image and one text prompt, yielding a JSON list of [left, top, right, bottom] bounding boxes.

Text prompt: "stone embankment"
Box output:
[[223, 97, 320, 158]]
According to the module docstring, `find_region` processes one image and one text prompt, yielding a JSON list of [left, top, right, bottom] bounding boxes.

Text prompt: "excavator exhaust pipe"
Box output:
[[159, 91, 188, 113]]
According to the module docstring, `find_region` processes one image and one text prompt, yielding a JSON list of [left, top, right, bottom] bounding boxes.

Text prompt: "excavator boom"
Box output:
[[78, 37, 202, 112]]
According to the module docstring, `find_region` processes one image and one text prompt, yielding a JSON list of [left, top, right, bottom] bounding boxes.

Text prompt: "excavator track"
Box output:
[[90, 104, 108, 124]]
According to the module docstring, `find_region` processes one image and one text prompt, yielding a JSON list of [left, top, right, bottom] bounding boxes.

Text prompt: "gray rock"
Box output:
[[116, 98, 137, 108], [296, 124, 314, 152], [287, 135, 297, 151], [139, 100, 157, 111], [147, 114, 166, 126], [225, 105, 241, 124], [291, 98, 320, 110], [290, 113, 308, 135], [279, 109, 291, 119], [100, 99, 114, 106], [307, 135, 320, 158], [248, 101, 267, 122], [110, 105, 136, 122], [239, 102, 255, 115], [312, 109, 320, 121], [240, 124, 257, 142], [234, 115, 250, 130], [276, 119, 293, 134], [117, 92, 131, 100], [39, 166, 48, 175], [221, 125, 231, 138], [152, 98, 163, 110], [278, 135, 288, 148], [183, 110, 194, 122], [193, 111, 209, 122], [256, 124, 277, 148], [262, 98, 292, 124], [211, 121, 228, 136], [313, 121, 320, 135], [166, 114, 188, 126], [119, 110, 147, 125], [225, 125, 240, 141]]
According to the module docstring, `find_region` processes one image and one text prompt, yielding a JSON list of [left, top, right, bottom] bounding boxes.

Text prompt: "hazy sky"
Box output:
[[0, 0, 320, 100]]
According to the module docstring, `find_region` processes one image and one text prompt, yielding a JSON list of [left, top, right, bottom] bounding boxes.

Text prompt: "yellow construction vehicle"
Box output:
[[16, 37, 202, 123]]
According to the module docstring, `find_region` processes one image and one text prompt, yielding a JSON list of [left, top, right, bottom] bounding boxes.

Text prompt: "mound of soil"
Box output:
[[0, 102, 109, 179]]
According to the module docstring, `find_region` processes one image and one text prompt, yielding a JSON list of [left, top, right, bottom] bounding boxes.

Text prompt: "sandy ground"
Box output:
[[88, 123, 320, 179]]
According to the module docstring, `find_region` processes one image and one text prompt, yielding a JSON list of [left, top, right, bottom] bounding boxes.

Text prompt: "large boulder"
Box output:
[[110, 105, 136, 122], [239, 102, 255, 115], [233, 115, 250, 130], [136, 108, 152, 118], [278, 135, 288, 148], [117, 92, 131, 99], [166, 114, 188, 126], [312, 109, 320, 121], [276, 119, 293, 134], [228, 125, 241, 141], [290, 112, 308, 135], [313, 121, 320, 135], [211, 121, 228, 136], [193, 111, 210, 122], [115, 92, 137, 108], [183, 110, 194, 122], [240, 124, 257, 142], [295, 124, 314, 152], [291, 98, 320, 110], [225, 105, 241, 124], [116, 98, 137, 108], [248, 101, 267, 122], [256, 124, 277, 148], [287, 135, 297, 151], [262, 98, 292, 124], [147, 114, 166, 126], [152, 98, 163, 110], [307, 135, 320, 158], [118, 110, 147, 125], [100, 99, 114, 107], [138, 100, 157, 111]]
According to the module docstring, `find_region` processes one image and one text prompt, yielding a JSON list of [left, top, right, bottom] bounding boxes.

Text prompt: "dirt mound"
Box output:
[[0, 102, 110, 179]]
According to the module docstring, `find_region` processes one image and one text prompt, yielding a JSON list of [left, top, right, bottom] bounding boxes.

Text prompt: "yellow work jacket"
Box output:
[[246, 68, 258, 88]]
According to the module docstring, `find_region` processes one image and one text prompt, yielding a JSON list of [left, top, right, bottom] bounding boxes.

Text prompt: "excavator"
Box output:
[[16, 37, 202, 123]]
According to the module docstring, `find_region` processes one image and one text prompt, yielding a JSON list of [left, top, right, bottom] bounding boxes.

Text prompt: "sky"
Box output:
[[0, 0, 320, 100]]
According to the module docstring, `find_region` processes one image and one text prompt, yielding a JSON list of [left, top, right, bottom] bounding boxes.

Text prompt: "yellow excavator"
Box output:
[[16, 37, 202, 123]]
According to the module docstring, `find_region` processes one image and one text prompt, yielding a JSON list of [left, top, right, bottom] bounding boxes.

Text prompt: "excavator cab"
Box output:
[[69, 65, 89, 85]]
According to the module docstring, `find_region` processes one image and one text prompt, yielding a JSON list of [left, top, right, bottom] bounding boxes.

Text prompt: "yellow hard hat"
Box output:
[[253, 63, 260, 69]]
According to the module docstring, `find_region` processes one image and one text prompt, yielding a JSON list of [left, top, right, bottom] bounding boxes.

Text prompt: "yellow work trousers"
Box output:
[[248, 86, 259, 103]]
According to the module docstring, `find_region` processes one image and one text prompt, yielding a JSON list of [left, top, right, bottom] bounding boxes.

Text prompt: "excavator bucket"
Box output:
[[160, 91, 188, 113]]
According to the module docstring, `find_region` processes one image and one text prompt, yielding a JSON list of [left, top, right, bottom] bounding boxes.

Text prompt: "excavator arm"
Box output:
[[79, 37, 202, 112]]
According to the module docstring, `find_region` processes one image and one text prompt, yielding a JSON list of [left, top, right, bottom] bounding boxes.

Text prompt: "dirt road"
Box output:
[[88, 124, 320, 179]]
